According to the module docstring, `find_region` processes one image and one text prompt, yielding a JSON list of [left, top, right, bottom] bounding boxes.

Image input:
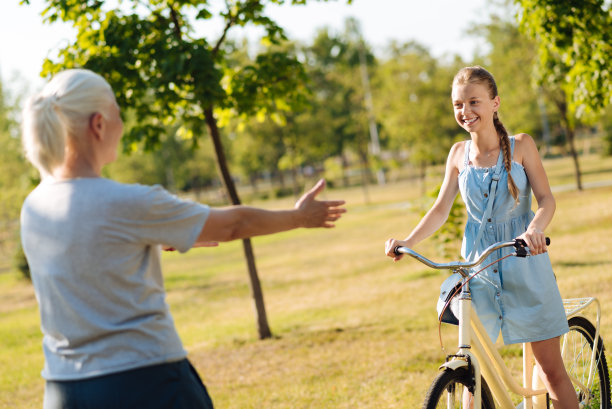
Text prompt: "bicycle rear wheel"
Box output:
[[550, 316, 611, 409], [422, 367, 496, 409]]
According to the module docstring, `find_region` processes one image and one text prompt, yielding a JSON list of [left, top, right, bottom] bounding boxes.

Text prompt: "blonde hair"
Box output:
[[452, 66, 519, 204], [21, 69, 114, 176]]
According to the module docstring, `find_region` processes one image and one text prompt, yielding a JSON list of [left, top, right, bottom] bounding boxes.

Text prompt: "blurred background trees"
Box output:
[[3, 0, 611, 335]]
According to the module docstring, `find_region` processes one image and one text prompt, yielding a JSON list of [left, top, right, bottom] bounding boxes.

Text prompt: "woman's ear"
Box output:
[[89, 112, 104, 141]]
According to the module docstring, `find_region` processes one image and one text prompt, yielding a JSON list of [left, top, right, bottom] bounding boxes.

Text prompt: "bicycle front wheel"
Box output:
[[551, 316, 611, 409], [422, 367, 496, 409]]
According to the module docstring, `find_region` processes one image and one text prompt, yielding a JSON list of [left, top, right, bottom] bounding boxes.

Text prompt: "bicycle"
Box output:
[[394, 239, 611, 409]]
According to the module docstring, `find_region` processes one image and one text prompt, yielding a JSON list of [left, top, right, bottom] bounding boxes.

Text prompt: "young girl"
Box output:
[[385, 66, 578, 408]]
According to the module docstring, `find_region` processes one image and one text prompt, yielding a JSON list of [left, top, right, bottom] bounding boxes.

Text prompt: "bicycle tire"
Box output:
[[422, 367, 496, 409], [548, 316, 611, 409]]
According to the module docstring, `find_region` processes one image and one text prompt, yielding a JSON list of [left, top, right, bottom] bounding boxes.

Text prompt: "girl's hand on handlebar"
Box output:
[[516, 228, 547, 255], [385, 238, 407, 261]]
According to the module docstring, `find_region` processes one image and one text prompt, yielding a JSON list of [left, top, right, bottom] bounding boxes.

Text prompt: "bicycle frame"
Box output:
[[459, 280, 549, 409], [396, 241, 603, 409]]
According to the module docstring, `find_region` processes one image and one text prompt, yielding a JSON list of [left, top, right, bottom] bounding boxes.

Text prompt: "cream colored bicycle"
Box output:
[[394, 239, 610, 409]]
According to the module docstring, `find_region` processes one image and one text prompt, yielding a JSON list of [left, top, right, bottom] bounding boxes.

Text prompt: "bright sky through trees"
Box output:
[[0, 0, 493, 92]]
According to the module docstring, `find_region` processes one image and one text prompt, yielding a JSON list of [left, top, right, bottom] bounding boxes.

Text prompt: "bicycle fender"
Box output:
[[439, 359, 469, 371]]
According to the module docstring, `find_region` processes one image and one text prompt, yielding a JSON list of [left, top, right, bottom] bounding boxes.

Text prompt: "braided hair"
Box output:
[[452, 66, 519, 204]]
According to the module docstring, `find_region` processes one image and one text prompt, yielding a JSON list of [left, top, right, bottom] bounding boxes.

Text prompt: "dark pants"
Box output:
[[43, 359, 214, 409]]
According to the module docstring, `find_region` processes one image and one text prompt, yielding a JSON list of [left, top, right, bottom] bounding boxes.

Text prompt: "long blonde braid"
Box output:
[[494, 112, 519, 203], [453, 66, 519, 204]]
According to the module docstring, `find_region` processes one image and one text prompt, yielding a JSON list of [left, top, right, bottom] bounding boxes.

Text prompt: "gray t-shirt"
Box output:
[[20, 178, 209, 380]]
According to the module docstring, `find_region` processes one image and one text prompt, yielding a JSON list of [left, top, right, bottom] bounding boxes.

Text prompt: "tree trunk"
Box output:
[[566, 127, 583, 191], [340, 152, 350, 188], [556, 100, 583, 190], [204, 107, 272, 340], [358, 149, 370, 204]]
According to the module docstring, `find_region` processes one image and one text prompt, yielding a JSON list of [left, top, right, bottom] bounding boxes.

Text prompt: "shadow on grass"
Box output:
[[555, 260, 611, 268]]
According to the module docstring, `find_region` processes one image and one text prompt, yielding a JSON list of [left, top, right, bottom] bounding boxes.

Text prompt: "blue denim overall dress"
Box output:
[[458, 137, 568, 344]]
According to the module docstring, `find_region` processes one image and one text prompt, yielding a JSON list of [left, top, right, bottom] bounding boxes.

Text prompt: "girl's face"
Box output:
[[451, 82, 500, 134]]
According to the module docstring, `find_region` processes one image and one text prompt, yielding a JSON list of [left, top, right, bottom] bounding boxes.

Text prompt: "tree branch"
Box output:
[[212, 14, 237, 57], [169, 3, 182, 40], [212, 0, 262, 57]]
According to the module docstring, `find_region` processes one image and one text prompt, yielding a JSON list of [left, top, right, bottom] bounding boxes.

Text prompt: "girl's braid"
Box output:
[[494, 112, 519, 203]]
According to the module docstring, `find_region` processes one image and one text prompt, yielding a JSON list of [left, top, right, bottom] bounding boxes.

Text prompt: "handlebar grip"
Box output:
[[393, 246, 401, 256], [514, 237, 550, 248]]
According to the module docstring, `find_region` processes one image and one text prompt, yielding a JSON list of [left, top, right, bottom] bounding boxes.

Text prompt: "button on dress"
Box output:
[[458, 137, 568, 344]]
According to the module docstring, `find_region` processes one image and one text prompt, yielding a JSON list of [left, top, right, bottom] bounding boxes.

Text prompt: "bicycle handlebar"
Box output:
[[393, 238, 550, 271]]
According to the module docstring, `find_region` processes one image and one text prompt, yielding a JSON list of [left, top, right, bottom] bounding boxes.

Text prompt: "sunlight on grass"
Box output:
[[2, 155, 612, 408]]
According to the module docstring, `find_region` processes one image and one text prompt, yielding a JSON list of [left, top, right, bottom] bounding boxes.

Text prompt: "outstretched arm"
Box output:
[[385, 142, 462, 261], [195, 179, 346, 245]]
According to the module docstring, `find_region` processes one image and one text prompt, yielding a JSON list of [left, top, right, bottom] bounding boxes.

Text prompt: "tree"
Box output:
[[375, 42, 461, 195], [25, 0, 347, 339], [0, 75, 36, 278], [225, 39, 331, 196], [470, 16, 546, 141], [514, 0, 612, 189], [302, 23, 377, 193]]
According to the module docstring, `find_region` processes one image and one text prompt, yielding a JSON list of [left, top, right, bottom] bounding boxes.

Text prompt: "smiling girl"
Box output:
[[385, 66, 578, 408]]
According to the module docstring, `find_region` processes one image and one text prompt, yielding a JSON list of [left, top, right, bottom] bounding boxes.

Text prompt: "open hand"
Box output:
[[294, 179, 346, 228]]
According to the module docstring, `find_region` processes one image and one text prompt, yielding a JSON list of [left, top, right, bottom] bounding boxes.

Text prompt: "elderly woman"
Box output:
[[21, 69, 346, 409]]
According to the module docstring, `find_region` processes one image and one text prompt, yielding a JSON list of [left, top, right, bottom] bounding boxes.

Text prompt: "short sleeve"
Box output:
[[109, 184, 210, 253]]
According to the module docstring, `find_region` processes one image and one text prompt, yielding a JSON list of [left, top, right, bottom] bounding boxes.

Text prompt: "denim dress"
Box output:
[[458, 137, 568, 344]]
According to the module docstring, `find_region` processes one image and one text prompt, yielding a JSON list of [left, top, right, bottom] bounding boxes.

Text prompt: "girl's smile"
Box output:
[[451, 82, 499, 133]]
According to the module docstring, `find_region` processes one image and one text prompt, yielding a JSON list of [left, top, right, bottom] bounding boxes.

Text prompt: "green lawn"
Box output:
[[2, 153, 612, 408]]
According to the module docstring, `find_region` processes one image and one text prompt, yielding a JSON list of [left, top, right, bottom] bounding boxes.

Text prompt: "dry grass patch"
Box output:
[[1, 156, 611, 408]]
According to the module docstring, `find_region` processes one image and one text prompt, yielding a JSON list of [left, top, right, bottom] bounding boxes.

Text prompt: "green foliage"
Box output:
[[515, 0, 612, 121], [300, 23, 377, 182], [223, 21, 381, 187], [470, 15, 550, 140], [601, 105, 612, 156], [36, 0, 317, 154], [375, 42, 463, 169], [423, 184, 465, 259], [0, 73, 37, 278]]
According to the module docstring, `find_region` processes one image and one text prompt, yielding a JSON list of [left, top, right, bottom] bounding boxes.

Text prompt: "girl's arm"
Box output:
[[385, 142, 463, 261], [515, 133, 556, 255]]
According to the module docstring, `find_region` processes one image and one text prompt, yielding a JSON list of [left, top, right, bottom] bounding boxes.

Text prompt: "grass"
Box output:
[[1, 153, 612, 408]]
